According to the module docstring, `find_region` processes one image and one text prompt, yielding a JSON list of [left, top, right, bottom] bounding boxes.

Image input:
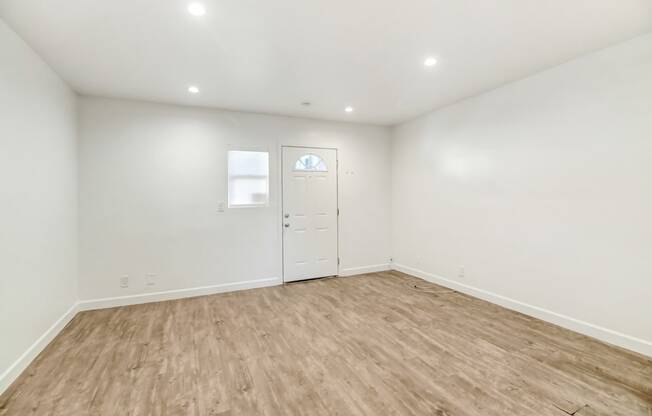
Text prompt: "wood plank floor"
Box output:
[[1, 271, 651, 415]]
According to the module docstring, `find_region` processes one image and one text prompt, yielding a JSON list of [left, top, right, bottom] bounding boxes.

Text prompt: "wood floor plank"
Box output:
[[1, 271, 650, 415]]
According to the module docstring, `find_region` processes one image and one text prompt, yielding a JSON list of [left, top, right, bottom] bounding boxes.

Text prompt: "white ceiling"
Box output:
[[1, 0, 651, 125]]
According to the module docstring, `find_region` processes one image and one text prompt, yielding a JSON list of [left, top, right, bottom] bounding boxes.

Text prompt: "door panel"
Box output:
[[282, 147, 338, 282]]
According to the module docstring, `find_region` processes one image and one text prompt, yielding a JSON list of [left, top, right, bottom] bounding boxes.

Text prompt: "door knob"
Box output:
[[284, 214, 290, 218], [284, 223, 290, 228]]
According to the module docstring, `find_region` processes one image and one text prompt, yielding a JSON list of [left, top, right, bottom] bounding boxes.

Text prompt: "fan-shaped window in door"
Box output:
[[294, 154, 327, 171]]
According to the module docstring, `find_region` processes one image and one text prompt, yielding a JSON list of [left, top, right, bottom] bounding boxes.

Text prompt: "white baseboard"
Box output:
[[0, 302, 79, 395], [78, 277, 282, 311], [339, 263, 391, 277], [1, 277, 282, 396], [5, 266, 647, 399], [392, 263, 652, 358]]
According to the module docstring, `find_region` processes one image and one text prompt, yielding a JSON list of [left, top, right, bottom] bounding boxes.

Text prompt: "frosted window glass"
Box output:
[[228, 150, 269, 207], [294, 154, 327, 171]]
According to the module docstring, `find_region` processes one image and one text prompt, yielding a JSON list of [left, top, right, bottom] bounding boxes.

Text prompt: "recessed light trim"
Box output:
[[187, 2, 206, 16], [424, 57, 438, 67], [188, 85, 200, 94], [345, 106, 354, 113]]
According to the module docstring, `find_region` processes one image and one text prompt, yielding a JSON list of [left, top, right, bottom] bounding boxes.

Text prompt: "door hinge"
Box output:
[[337, 257, 340, 265], [337, 208, 340, 216]]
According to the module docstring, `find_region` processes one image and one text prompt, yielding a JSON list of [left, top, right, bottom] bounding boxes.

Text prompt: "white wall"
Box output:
[[0, 19, 78, 388], [391, 34, 652, 355], [78, 97, 391, 301]]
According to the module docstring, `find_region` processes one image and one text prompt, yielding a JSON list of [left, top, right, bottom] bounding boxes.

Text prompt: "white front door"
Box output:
[[282, 146, 338, 282]]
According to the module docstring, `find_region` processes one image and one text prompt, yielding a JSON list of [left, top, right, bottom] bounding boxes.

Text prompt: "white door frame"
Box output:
[[280, 145, 339, 283]]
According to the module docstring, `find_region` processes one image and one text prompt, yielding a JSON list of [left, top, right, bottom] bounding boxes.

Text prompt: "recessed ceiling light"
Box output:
[[345, 106, 354, 113], [187, 2, 206, 16], [188, 85, 200, 94], [424, 57, 438, 67]]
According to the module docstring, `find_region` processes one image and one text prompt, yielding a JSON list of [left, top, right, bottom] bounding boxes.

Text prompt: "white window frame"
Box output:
[[293, 153, 328, 172], [227, 147, 270, 208]]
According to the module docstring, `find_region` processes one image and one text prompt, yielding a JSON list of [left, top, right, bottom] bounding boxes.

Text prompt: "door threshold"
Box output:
[[283, 275, 337, 284]]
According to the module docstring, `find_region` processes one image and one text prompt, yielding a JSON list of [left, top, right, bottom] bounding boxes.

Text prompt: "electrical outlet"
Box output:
[[458, 266, 465, 278], [146, 273, 157, 286], [217, 202, 225, 212], [120, 275, 129, 288]]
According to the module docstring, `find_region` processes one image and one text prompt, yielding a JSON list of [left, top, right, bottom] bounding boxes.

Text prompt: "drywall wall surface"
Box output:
[[391, 34, 652, 350], [78, 97, 392, 300], [0, 19, 78, 385]]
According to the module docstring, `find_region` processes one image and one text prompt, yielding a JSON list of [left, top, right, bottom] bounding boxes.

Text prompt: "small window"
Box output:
[[228, 150, 269, 207], [294, 154, 327, 171]]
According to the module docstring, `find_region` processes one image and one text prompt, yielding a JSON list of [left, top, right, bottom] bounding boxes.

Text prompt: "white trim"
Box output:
[[392, 263, 652, 358], [280, 145, 339, 283], [1, 277, 282, 395], [78, 277, 282, 311], [0, 302, 79, 395], [227, 148, 271, 209], [338, 263, 391, 277]]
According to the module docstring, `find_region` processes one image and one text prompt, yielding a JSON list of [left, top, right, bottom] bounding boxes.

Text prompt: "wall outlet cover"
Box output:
[[146, 274, 156, 286]]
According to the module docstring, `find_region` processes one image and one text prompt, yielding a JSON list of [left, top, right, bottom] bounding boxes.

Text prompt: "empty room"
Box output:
[[1, 0, 651, 415]]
